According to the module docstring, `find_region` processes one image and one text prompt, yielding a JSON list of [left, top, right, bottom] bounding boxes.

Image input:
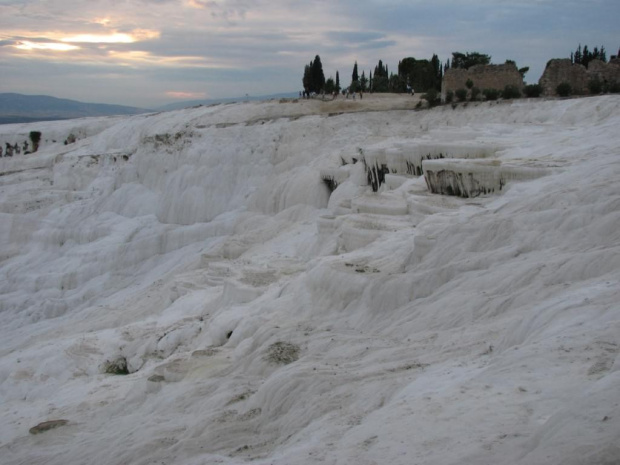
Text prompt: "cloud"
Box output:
[[53, 29, 160, 46], [325, 31, 387, 44], [1, 0, 619, 106], [165, 90, 208, 99], [13, 40, 80, 51], [187, 0, 255, 22]]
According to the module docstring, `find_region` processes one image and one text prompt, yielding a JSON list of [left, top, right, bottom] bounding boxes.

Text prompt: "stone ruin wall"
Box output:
[[441, 63, 524, 100], [539, 58, 620, 95]]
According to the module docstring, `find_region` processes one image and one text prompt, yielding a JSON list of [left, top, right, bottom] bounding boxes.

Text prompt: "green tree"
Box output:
[[374, 60, 387, 78], [524, 84, 542, 97], [325, 77, 335, 94], [422, 88, 440, 107], [373, 75, 389, 92], [302, 64, 311, 91], [372, 60, 389, 92], [431, 54, 442, 89], [582, 45, 590, 66], [588, 78, 602, 95], [389, 73, 405, 92], [451, 51, 491, 69], [502, 85, 521, 99], [556, 82, 572, 97], [302, 55, 325, 93], [455, 88, 467, 101], [312, 55, 325, 92], [360, 71, 368, 92], [335, 71, 340, 92], [483, 88, 500, 100], [350, 61, 359, 91], [573, 44, 608, 67], [398, 57, 439, 92], [29, 131, 42, 152]]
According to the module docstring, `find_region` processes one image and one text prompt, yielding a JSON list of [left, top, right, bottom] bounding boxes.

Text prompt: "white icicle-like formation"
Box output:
[[422, 158, 552, 197], [359, 142, 500, 191]]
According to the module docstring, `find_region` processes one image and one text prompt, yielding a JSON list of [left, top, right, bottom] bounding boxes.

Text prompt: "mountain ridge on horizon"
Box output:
[[0, 91, 300, 124], [0, 93, 149, 125]]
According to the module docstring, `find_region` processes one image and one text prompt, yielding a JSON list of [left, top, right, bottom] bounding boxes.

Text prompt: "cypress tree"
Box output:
[[582, 45, 590, 67], [360, 71, 367, 91], [311, 55, 325, 92], [575, 44, 582, 64], [336, 71, 340, 92], [302, 63, 312, 92], [349, 61, 359, 91], [431, 54, 441, 90]]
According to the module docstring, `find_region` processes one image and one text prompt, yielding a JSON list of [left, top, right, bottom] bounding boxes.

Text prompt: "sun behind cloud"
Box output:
[[61, 29, 160, 44], [13, 41, 80, 52]]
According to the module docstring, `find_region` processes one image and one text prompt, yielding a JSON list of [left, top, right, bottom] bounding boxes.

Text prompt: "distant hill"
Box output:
[[155, 92, 299, 112], [0, 93, 150, 124]]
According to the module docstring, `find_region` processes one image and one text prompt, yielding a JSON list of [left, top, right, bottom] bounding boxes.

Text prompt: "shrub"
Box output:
[[101, 356, 129, 375], [588, 78, 603, 95], [471, 87, 481, 100], [466, 79, 474, 89], [422, 88, 440, 107], [609, 81, 620, 93], [556, 82, 572, 97], [445, 90, 454, 103], [524, 84, 542, 98], [483, 88, 500, 101], [502, 85, 521, 99], [29, 131, 42, 152], [266, 342, 300, 365], [455, 88, 468, 102]]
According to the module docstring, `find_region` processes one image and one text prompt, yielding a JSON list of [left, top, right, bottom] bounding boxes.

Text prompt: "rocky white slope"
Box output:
[[0, 95, 619, 465]]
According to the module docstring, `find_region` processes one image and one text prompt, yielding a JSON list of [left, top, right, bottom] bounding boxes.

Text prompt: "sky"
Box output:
[[0, 0, 618, 108]]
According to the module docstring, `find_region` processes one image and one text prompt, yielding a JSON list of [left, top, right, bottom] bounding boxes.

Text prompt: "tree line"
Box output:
[[302, 51, 499, 95], [570, 44, 614, 67], [301, 45, 619, 95]]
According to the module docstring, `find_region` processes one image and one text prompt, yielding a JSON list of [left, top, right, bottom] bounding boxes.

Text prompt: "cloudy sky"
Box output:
[[1, 0, 618, 108]]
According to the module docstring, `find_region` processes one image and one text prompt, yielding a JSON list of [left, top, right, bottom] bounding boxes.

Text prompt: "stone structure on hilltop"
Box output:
[[441, 63, 524, 101], [539, 58, 620, 95]]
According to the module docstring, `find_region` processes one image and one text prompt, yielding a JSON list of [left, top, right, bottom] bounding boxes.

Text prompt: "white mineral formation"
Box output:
[[1, 95, 619, 465]]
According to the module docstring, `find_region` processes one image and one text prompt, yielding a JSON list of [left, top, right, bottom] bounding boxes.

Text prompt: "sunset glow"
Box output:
[[13, 41, 80, 52], [166, 91, 207, 99], [61, 33, 134, 44]]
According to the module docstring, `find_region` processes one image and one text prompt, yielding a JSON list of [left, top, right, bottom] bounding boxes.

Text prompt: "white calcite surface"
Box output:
[[0, 95, 619, 465]]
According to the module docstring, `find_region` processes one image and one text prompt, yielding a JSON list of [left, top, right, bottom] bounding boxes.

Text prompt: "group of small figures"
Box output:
[[1, 141, 30, 157], [299, 89, 365, 101]]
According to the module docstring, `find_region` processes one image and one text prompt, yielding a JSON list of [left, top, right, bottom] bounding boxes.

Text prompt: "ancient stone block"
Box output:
[[441, 63, 524, 101]]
